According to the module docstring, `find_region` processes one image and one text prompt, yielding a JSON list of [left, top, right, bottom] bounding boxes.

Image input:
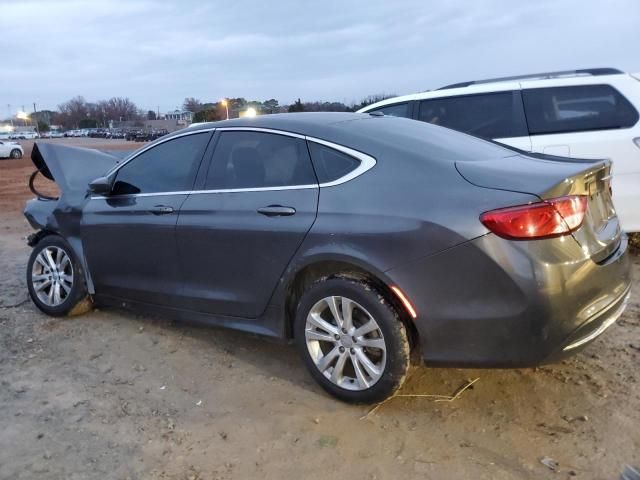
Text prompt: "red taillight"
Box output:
[[480, 195, 588, 240]]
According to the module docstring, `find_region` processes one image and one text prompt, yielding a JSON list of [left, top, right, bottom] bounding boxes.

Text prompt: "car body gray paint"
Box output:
[[23, 113, 631, 366]]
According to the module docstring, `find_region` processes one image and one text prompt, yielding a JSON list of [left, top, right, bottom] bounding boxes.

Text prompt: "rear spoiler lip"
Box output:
[[455, 154, 610, 200]]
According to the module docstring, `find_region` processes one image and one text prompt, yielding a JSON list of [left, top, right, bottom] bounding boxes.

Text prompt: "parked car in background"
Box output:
[[41, 131, 64, 139], [359, 68, 640, 232], [23, 113, 630, 403], [125, 130, 141, 141], [0, 140, 23, 159], [11, 131, 39, 140]]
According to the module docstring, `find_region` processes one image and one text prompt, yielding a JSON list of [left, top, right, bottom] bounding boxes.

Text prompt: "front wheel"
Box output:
[[26, 236, 90, 316], [294, 277, 410, 403], [10, 149, 22, 159]]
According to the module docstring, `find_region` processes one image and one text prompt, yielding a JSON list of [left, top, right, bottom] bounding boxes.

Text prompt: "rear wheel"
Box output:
[[295, 277, 410, 403], [27, 236, 90, 316], [10, 149, 22, 159]]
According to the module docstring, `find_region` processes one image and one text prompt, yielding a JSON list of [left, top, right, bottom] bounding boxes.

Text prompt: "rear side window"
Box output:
[[112, 132, 210, 195], [368, 102, 410, 118], [417, 92, 528, 139], [307, 142, 360, 183], [522, 85, 639, 135], [206, 131, 316, 189]]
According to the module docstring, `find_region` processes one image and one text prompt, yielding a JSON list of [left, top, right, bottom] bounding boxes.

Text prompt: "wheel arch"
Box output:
[[283, 257, 420, 356]]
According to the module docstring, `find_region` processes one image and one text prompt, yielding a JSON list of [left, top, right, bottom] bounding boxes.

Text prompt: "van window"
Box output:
[[368, 102, 410, 118], [522, 85, 639, 135], [417, 92, 528, 139]]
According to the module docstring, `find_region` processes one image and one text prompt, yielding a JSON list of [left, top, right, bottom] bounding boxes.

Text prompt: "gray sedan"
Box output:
[[23, 113, 631, 403]]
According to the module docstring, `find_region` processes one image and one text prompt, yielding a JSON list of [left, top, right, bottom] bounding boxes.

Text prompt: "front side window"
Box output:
[[522, 85, 639, 135], [369, 102, 410, 118], [206, 131, 316, 189], [418, 92, 528, 139], [112, 133, 210, 195]]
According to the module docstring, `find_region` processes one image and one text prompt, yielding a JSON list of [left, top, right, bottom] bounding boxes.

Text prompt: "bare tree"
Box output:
[[183, 97, 203, 113], [57, 96, 89, 129], [104, 97, 139, 122]]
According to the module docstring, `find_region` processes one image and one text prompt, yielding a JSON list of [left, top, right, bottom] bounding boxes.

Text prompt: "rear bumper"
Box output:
[[386, 232, 632, 367], [546, 285, 630, 361]]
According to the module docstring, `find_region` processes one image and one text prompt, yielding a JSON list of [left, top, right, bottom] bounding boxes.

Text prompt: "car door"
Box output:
[[416, 89, 532, 151], [81, 131, 212, 306], [0, 141, 8, 157], [175, 129, 319, 318]]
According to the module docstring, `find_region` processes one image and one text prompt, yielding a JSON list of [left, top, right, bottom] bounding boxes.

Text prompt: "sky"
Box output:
[[1, 0, 639, 115]]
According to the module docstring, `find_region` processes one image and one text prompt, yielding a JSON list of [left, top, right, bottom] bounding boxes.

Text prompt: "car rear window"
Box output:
[[307, 142, 361, 183], [417, 92, 528, 139], [522, 84, 639, 135]]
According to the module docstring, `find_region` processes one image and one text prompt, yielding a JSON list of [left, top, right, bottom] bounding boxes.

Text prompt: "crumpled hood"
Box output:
[[31, 142, 120, 201]]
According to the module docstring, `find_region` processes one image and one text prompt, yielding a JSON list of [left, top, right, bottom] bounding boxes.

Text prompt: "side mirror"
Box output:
[[88, 176, 112, 195]]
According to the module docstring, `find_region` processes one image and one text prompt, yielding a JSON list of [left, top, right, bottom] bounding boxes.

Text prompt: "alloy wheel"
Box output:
[[31, 246, 74, 307], [305, 296, 387, 391]]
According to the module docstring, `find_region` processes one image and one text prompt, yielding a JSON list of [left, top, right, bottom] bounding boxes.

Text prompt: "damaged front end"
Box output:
[[24, 142, 121, 230], [24, 142, 123, 291]]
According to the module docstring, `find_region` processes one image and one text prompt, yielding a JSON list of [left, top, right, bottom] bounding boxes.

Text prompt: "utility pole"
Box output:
[[7, 104, 13, 126], [157, 106, 160, 119], [33, 103, 40, 137]]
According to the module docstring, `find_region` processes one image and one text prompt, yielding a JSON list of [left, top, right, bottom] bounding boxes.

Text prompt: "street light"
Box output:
[[16, 111, 29, 126], [221, 99, 229, 120]]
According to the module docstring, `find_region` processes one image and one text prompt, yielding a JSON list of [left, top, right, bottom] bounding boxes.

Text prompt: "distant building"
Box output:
[[143, 119, 189, 133], [164, 110, 193, 123]]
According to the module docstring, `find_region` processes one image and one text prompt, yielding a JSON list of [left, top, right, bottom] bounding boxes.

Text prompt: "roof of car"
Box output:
[[173, 112, 377, 138], [358, 68, 631, 112]]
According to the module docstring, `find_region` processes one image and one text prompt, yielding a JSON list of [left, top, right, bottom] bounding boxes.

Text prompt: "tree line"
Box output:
[[7, 93, 396, 130]]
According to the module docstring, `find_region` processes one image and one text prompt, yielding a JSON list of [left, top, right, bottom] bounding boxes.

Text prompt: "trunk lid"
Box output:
[[456, 153, 620, 262]]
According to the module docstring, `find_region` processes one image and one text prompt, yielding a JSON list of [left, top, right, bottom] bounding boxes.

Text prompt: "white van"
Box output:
[[359, 68, 640, 232]]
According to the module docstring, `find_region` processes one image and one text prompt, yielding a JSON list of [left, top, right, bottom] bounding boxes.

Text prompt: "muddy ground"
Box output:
[[0, 139, 639, 480]]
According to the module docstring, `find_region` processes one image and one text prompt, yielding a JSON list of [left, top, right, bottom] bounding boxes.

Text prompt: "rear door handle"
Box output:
[[257, 205, 296, 217], [149, 205, 174, 215]]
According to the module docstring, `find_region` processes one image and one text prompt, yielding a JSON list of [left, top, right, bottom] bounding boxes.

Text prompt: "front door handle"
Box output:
[[257, 205, 296, 217], [149, 205, 174, 215]]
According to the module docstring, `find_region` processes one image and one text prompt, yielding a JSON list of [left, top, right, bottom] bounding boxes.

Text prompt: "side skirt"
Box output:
[[94, 294, 287, 340]]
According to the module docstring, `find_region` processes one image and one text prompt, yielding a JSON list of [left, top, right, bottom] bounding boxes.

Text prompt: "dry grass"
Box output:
[[630, 233, 640, 255]]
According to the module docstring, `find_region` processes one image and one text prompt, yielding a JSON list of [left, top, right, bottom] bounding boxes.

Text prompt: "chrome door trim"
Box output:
[[90, 184, 318, 200], [216, 126, 377, 187], [216, 126, 306, 140], [94, 126, 377, 200]]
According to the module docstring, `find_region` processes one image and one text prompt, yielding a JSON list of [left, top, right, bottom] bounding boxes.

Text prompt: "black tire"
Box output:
[[294, 276, 410, 403], [26, 235, 89, 317], [10, 149, 22, 159]]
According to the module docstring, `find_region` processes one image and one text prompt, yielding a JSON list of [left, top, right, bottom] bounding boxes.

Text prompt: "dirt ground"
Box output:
[[1, 139, 639, 480]]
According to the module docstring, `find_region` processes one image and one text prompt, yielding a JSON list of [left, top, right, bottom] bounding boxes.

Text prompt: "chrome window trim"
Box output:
[[94, 126, 376, 200], [216, 126, 306, 139], [90, 184, 318, 200], [217, 126, 377, 187], [105, 128, 216, 176], [305, 137, 377, 187]]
